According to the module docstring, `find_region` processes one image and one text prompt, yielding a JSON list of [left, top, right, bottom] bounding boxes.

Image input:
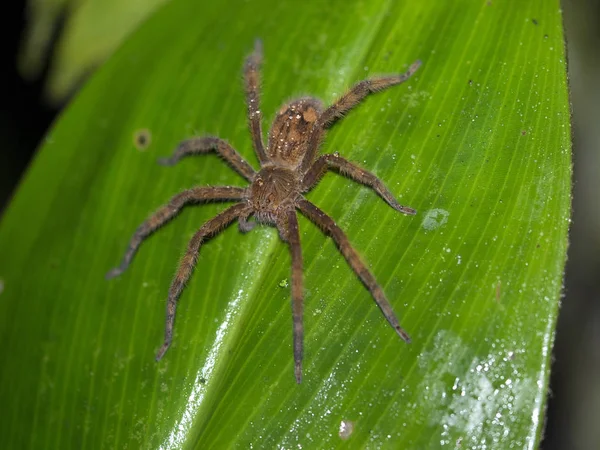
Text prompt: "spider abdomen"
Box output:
[[267, 97, 323, 168], [251, 166, 300, 222]]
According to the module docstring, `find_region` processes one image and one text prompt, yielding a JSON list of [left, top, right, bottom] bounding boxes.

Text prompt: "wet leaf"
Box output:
[[1, 0, 570, 448]]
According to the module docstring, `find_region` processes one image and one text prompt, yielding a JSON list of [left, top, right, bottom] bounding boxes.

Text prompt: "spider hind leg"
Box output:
[[297, 198, 411, 343], [282, 209, 304, 383], [155, 203, 249, 361]]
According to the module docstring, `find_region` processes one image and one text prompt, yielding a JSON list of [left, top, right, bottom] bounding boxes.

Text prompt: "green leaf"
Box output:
[[1, 0, 570, 448]]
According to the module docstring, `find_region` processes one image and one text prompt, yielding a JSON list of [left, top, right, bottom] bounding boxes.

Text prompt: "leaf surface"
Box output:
[[0, 0, 571, 448]]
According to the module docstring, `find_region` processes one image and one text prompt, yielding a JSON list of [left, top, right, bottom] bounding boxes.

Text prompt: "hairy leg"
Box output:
[[156, 202, 249, 361], [244, 39, 269, 164], [106, 187, 247, 279], [158, 137, 256, 182], [320, 60, 421, 128], [238, 214, 256, 233], [302, 153, 416, 215], [282, 209, 304, 383], [297, 198, 411, 343], [300, 60, 421, 172]]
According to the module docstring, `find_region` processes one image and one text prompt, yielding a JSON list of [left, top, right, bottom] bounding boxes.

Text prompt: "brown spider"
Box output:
[[106, 41, 421, 383]]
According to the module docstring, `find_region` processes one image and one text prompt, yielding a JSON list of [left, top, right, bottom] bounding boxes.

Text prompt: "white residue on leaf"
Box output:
[[422, 208, 450, 231], [403, 90, 430, 108], [339, 420, 355, 440], [417, 330, 537, 449]]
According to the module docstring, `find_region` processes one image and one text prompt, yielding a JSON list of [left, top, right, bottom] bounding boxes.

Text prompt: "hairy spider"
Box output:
[[106, 41, 421, 383]]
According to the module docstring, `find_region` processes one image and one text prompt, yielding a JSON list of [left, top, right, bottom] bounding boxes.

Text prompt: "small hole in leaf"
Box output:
[[133, 128, 152, 150]]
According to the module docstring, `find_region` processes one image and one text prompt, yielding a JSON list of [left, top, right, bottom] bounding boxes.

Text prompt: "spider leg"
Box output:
[[282, 209, 304, 383], [158, 137, 256, 182], [106, 187, 247, 279], [299, 60, 421, 172], [302, 154, 416, 215], [238, 213, 256, 233], [244, 39, 269, 165], [297, 198, 411, 343], [319, 60, 421, 128], [156, 202, 249, 361]]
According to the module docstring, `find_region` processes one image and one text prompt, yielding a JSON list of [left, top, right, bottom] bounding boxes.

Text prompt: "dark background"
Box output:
[[1, 1, 598, 448], [0, 2, 58, 212]]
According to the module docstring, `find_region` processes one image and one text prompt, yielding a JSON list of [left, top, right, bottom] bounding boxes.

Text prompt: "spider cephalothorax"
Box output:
[[250, 166, 299, 223], [107, 40, 421, 383]]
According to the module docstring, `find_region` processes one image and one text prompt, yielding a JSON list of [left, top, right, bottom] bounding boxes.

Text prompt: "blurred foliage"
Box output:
[[19, 0, 167, 103]]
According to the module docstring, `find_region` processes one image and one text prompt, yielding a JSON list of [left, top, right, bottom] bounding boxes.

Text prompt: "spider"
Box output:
[[106, 41, 421, 383]]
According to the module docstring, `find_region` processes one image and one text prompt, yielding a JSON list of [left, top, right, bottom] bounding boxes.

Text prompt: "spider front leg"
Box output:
[[300, 60, 421, 172], [158, 137, 256, 182], [282, 209, 304, 383], [244, 39, 269, 164], [319, 60, 422, 128], [106, 186, 247, 279], [297, 198, 411, 343], [156, 202, 249, 360], [302, 153, 416, 215]]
